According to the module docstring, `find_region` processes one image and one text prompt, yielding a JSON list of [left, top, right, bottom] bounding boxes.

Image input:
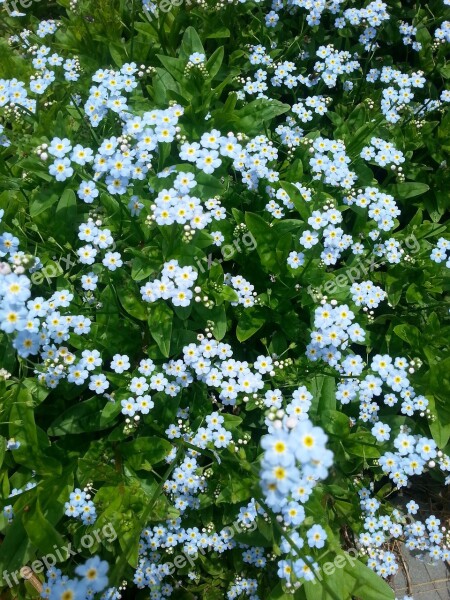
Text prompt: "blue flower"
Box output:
[[189, 52, 205, 64], [306, 524, 327, 549], [50, 577, 88, 600], [49, 157, 73, 181], [75, 556, 109, 593]]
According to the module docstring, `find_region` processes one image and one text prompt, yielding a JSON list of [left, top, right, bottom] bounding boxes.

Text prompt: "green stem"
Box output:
[[69, 94, 100, 146], [4, 161, 31, 205], [256, 497, 342, 600], [130, 0, 136, 62], [109, 444, 185, 588]]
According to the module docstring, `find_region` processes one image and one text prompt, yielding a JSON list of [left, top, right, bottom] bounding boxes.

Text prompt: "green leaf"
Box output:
[[55, 188, 77, 241], [180, 26, 205, 60], [152, 68, 182, 106], [321, 410, 350, 437], [10, 385, 61, 474], [304, 550, 363, 600], [216, 475, 254, 504], [195, 171, 226, 196], [118, 281, 148, 320], [276, 232, 292, 265], [148, 302, 173, 357], [18, 158, 53, 182], [221, 414, 243, 429], [220, 285, 239, 303], [236, 98, 290, 121], [0, 434, 5, 470], [439, 64, 450, 79], [30, 189, 59, 218], [205, 27, 230, 39], [393, 323, 421, 346], [211, 304, 227, 340], [130, 256, 159, 281], [236, 99, 290, 134], [346, 113, 384, 156], [245, 212, 278, 272], [0, 176, 20, 191], [22, 497, 67, 558], [48, 396, 108, 435], [344, 432, 381, 458], [100, 399, 123, 426], [344, 558, 395, 600], [100, 192, 121, 220], [236, 308, 266, 342], [310, 375, 336, 417], [428, 395, 450, 448], [209, 261, 224, 285], [109, 43, 125, 67], [157, 54, 186, 83], [78, 457, 121, 485], [206, 47, 224, 78], [388, 182, 430, 199], [0, 471, 73, 583], [267, 582, 293, 599], [120, 436, 173, 468], [0, 513, 34, 586], [0, 332, 16, 372], [280, 181, 311, 221]]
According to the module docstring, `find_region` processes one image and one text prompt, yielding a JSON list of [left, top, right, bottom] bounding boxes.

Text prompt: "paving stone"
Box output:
[[391, 544, 450, 599]]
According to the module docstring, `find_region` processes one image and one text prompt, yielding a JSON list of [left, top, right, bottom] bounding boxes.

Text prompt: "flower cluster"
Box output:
[[227, 578, 259, 599], [0, 77, 36, 113], [148, 169, 225, 228], [307, 301, 364, 367], [292, 95, 330, 123], [308, 137, 356, 189], [357, 488, 450, 579], [434, 21, 450, 43], [224, 273, 257, 307], [3, 481, 36, 523], [41, 557, 111, 599], [83, 63, 142, 126], [399, 21, 421, 51], [313, 45, 360, 88], [0, 123, 10, 147], [379, 431, 450, 488], [64, 486, 97, 525], [350, 281, 387, 308], [365, 65, 427, 124], [1, 3, 450, 599], [140, 260, 198, 307], [162, 452, 206, 514], [430, 237, 450, 267], [360, 137, 405, 168], [45, 103, 182, 203], [77, 219, 122, 271], [261, 393, 332, 512], [179, 337, 266, 406], [131, 405, 246, 594], [36, 19, 59, 38], [344, 187, 400, 233], [0, 217, 94, 364]]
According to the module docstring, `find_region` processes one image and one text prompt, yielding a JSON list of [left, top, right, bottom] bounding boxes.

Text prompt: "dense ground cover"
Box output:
[[0, 0, 449, 598]]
